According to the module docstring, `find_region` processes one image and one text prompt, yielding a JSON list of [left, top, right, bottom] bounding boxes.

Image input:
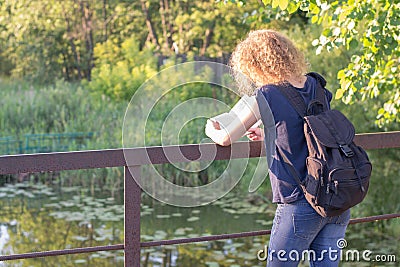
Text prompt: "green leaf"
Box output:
[[322, 28, 332, 37], [337, 70, 346, 79], [272, 0, 279, 8], [311, 15, 319, 24], [342, 80, 352, 90], [391, 17, 399, 26], [278, 0, 288, 10], [262, 0, 272, 5], [370, 44, 379, 54], [286, 1, 299, 14], [362, 37, 371, 48], [335, 89, 345, 100], [310, 3, 320, 14], [348, 39, 358, 50]]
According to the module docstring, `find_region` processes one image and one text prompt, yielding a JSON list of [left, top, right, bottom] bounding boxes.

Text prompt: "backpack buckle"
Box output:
[[339, 144, 354, 157]]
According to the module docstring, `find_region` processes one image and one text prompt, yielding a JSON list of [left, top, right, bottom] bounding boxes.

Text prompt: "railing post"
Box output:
[[124, 166, 141, 267]]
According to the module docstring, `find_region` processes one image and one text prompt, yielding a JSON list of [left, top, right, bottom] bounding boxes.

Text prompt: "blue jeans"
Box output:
[[267, 198, 350, 267]]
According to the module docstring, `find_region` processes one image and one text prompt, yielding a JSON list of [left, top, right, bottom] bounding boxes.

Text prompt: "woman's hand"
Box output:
[[245, 127, 263, 141], [209, 119, 221, 130], [205, 119, 232, 146]]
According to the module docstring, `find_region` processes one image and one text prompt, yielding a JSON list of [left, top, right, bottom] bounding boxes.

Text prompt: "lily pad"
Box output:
[[187, 216, 199, 222]]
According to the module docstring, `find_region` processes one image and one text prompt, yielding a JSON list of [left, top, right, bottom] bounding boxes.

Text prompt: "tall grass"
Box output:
[[0, 78, 125, 147], [0, 78, 127, 192]]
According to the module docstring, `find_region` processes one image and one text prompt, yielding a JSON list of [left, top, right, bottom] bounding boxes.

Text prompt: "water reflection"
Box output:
[[0, 225, 10, 252], [0, 182, 396, 266], [0, 182, 274, 266]]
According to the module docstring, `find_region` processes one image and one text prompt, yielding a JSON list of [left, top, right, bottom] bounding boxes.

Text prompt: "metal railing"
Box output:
[[0, 132, 94, 155], [0, 131, 400, 266]]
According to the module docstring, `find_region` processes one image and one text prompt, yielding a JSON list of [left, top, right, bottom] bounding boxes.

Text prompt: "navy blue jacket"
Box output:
[[259, 75, 332, 203]]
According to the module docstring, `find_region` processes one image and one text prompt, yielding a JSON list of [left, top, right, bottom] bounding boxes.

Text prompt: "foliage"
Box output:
[[84, 37, 158, 101], [0, 0, 97, 82], [0, 0, 257, 84], [234, 0, 399, 126], [310, 0, 399, 127], [1, 0, 398, 125]]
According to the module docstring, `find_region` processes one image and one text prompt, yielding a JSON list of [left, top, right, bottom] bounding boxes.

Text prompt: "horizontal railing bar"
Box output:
[[0, 131, 399, 175], [348, 212, 400, 224], [0, 141, 264, 175], [354, 131, 400, 150], [140, 230, 272, 248], [0, 244, 124, 261], [1, 213, 398, 262], [141, 212, 400, 247]]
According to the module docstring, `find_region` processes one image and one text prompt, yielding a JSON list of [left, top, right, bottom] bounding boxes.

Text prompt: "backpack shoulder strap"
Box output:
[[276, 84, 307, 118], [276, 72, 329, 118], [307, 72, 327, 87], [307, 72, 329, 112]]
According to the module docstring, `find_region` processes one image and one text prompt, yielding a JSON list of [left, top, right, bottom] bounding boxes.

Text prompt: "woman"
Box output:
[[205, 29, 350, 266]]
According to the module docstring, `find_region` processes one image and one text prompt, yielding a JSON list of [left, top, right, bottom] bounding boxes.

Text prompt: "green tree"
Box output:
[[234, 0, 399, 126], [0, 0, 99, 82], [85, 37, 158, 101], [0, 0, 252, 81], [134, 0, 259, 56]]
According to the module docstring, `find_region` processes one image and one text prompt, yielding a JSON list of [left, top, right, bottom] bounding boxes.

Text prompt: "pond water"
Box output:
[[0, 181, 397, 266]]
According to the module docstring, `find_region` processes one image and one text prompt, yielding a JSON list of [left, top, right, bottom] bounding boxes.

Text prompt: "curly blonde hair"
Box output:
[[230, 29, 308, 95]]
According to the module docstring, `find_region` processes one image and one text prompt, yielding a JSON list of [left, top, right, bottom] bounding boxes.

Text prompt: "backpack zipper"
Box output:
[[327, 178, 367, 195], [334, 180, 338, 195], [319, 169, 324, 186]]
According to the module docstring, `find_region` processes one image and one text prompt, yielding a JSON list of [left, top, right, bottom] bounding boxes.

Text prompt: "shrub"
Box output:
[[85, 37, 158, 101]]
